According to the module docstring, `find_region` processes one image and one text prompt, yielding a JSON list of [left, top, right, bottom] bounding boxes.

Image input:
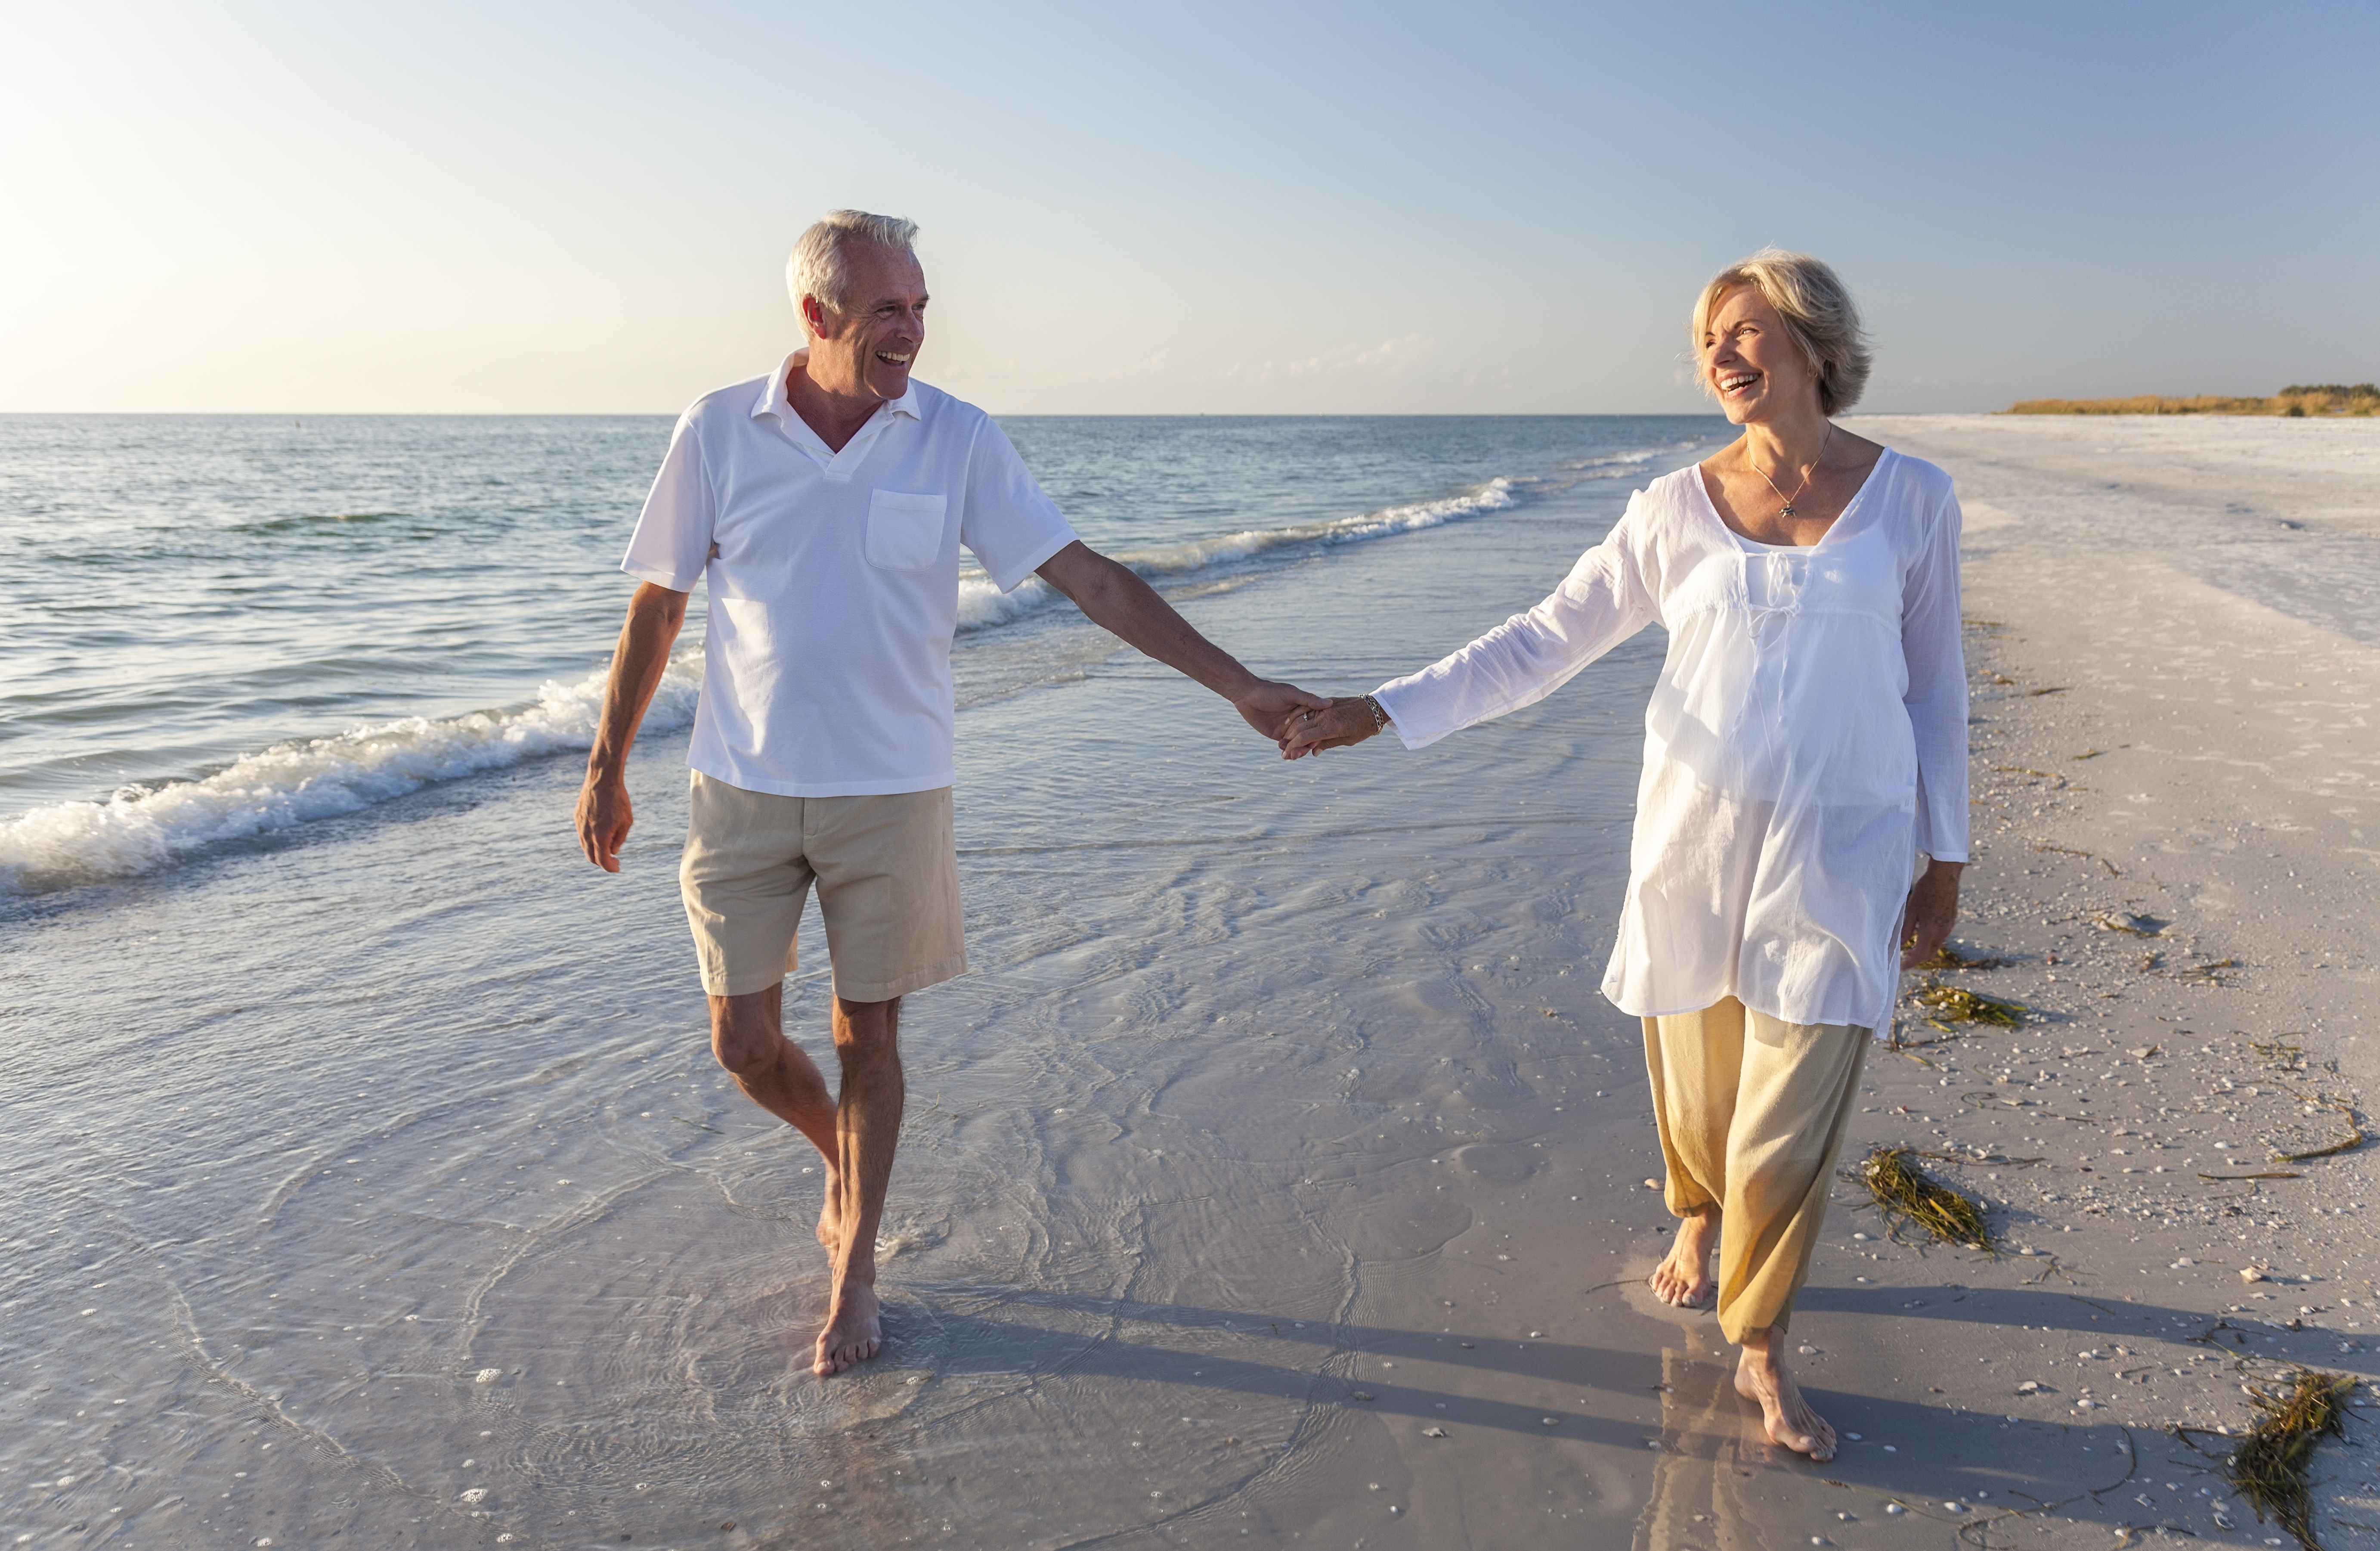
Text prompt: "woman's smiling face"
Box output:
[[1700, 284, 1819, 425]]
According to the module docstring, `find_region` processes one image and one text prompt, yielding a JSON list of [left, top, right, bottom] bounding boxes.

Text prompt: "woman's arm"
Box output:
[[1902, 485, 1970, 864], [1284, 511, 1658, 757], [1898, 481, 1969, 963]]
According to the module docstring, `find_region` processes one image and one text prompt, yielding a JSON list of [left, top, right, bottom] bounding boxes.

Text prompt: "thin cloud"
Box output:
[[1226, 334, 1435, 385], [1102, 348, 1172, 381]]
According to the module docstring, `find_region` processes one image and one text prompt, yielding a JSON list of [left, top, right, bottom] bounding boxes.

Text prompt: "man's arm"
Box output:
[[1034, 541, 1325, 740], [576, 582, 690, 872]]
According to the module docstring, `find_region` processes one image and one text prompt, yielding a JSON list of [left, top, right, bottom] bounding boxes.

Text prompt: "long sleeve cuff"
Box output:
[[1369, 679, 1433, 750]]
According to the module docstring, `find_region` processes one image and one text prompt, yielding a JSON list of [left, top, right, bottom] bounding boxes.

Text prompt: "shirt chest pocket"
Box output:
[[865, 490, 949, 572]]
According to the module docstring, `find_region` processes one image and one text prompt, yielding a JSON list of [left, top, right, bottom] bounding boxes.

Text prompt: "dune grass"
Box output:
[[2006, 384, 2379, 417]]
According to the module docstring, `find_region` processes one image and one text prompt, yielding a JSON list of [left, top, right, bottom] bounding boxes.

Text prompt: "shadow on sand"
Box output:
[[818, 1281, 2349, 1546]]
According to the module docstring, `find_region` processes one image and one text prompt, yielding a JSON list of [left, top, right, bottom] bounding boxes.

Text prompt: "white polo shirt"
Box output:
[[621, 350, 1078, 797]]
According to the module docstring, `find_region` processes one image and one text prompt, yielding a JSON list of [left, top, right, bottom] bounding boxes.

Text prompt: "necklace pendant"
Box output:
[[1780, 502, 1796, 517]]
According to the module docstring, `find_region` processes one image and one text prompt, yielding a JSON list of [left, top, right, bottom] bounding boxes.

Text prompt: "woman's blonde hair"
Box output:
[[1690, 249, 1872, 416]]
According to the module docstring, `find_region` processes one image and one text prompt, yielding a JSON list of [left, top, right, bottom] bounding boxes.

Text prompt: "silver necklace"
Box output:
[[1752, 425, 1832, 518]]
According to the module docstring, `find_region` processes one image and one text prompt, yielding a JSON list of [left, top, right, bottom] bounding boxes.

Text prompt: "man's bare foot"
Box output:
[[815, 1165, 842, 1249], [813, 1282, 882, 1377], [1649, 1207, 1720, 1308], [1733, 1334, 1835, 1461]]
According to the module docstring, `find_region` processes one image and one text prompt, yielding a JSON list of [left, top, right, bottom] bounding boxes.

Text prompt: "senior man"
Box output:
[[576, 210, 1319, 1377]]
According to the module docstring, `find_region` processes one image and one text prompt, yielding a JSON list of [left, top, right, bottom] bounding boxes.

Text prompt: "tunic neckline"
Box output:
[[1694, 446, 1896, 553]]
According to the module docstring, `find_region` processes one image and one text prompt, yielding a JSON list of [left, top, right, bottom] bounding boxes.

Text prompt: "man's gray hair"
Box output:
[[1690, 248, 1872, 416], [786, 210, 920, 323]]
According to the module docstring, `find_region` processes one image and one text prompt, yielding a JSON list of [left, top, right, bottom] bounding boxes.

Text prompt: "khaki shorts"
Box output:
[[679, 772, 967, 1001]]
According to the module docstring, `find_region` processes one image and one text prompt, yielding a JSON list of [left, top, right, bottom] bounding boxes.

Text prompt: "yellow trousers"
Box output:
[[1642, 996, 1869, 1345]]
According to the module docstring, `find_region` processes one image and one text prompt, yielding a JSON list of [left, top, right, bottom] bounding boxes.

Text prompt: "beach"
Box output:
[[5, 412, 2378, 1549]]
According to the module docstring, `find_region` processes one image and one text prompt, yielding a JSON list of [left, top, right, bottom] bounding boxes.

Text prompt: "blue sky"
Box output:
[[1, 0, 2370, 413]]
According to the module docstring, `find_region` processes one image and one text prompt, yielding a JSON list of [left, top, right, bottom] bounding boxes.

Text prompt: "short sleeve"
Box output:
[[621, 410, 713, 592], [959, 418, 1078, 592]]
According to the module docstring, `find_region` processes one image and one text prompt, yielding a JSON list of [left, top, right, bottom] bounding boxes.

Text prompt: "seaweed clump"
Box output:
[[2228, 1368, 2358, 1550], [1913, 977, 2027, 1027], [1856, 1146, 1996, 1250]]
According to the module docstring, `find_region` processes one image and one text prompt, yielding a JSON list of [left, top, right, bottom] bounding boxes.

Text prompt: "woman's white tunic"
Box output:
[[1372, 450, 1968, 1033]]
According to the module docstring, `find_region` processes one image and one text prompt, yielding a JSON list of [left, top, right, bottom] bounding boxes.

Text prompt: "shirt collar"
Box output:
[[751, 346, 921, 430]]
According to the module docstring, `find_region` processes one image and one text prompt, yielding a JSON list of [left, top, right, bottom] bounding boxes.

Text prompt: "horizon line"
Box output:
[[0, 406, 1990, 420]]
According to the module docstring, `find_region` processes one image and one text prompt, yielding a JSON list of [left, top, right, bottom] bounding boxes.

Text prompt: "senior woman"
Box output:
[[1284, 250, 1968, 1461]]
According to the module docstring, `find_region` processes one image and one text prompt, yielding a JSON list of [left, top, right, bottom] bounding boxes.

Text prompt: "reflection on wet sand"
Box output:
[[1634, 1312, 1828, 1551]]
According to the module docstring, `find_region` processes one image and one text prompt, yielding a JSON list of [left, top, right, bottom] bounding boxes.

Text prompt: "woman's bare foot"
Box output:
[[1649, 1207, 1720, 1308], [815, 1164, 842, 1249], [1733, 1330, 1835, 1461], [814, 1282, 882, 1377]]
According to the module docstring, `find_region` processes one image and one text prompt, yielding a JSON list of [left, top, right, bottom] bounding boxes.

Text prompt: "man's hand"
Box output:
[[1898, 859, 1965, 969], [1235, 679, 1332, 743], [578, 774, 634, 873], [1281, 697, 1387, 759], [576, 581, 689, 874]]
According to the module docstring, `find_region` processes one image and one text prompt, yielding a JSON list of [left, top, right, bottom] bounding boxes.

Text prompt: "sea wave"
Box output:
[[0, 650, 706, 893], [1559, 443, 1689, 475], [956, 475, 1522, 630], [3, 450, 1686, 894]]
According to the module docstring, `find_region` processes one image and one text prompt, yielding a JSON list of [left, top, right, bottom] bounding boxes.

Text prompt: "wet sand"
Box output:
[[8, 416, 2378, 1549]]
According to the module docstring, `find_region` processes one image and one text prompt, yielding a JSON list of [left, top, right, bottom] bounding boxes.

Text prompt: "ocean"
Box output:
[[2, 415, 1718, 885], [3, 411, 1736, 1547]]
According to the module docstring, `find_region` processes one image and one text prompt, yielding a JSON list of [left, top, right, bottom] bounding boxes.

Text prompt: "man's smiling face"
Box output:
[[805, 239, 928, 403]]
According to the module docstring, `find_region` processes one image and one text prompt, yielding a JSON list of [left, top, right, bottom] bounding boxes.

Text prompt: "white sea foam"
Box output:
[[954, 476, 1521, 632], [956, 573, 1058, 631], [0, 650, 706, 893]]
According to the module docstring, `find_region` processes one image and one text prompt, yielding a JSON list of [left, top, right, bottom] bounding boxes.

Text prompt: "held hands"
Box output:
[[1280, 696, 1387, 760], [1232, 679, 1332, 744]]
